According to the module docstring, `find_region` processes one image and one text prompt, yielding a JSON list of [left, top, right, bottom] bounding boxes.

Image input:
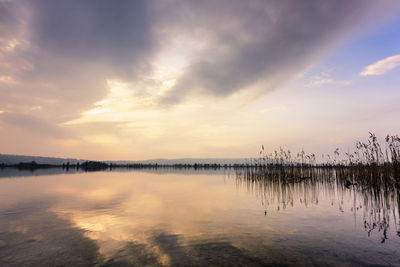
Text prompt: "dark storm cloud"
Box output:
[[1, 0, 399, 120], [159, 0, 400, 103], [0, 0, 157, 123], [0, 1, 19, 34], [28, 0, 152, 76]]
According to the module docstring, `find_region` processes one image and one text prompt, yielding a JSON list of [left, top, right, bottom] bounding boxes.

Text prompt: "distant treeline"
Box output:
[[0, 160, 250, 171], [1, 133, 399, 175]]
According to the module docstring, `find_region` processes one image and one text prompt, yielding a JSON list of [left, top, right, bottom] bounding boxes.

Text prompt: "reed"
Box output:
[[251, 133, 400, 182]]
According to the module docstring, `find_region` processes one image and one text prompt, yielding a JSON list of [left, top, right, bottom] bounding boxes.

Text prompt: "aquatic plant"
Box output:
[[252, 133, 400, 182]]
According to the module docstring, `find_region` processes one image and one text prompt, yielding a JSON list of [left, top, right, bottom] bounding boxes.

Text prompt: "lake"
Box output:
[[0, 168, 399, 266]]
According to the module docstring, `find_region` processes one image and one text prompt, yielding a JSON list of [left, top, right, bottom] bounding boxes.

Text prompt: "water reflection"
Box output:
[[235, 167, 400, 243], [0, 168, 400, 266]]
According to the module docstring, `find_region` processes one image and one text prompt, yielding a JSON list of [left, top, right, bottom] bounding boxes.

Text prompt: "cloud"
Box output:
[[304, 71, 352, 88], [0, 112, 68, 138], [28, 0, 153, 76], [360, 54, 400, 76], [159, 0, 398, 104], [1, 0, 398, 113], [1, 0, 400, 158], [0, 0, 156, 123]]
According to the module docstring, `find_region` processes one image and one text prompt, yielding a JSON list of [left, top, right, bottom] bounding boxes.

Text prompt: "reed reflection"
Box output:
[[235, 166, 400, 242], [2, 168, 400, 266]]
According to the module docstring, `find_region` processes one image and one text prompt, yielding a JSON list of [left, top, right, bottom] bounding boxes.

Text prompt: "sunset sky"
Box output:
[[1, 0, 400, 160]]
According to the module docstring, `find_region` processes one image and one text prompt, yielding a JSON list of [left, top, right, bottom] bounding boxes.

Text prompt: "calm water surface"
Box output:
[[0, 168, 399, 266]]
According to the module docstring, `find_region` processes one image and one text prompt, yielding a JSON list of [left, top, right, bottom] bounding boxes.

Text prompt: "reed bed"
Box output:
[[235, 133, 400, 242], [249, 133, 400, 182]]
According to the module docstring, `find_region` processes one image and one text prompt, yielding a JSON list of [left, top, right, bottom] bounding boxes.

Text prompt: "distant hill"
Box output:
[[0, 154, 84, 165], [0, 154, 257, 165]]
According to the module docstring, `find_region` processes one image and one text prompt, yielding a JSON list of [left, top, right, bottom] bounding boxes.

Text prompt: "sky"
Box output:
[[1, 0, 400, 161]]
